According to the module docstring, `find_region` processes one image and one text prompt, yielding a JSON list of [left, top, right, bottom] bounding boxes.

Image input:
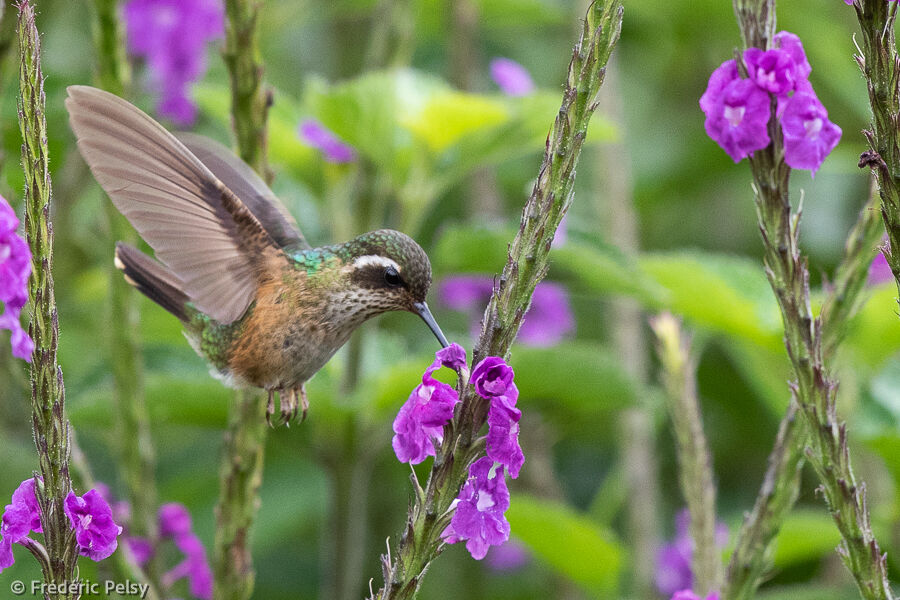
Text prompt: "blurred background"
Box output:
[[0, 0, 896, 599]]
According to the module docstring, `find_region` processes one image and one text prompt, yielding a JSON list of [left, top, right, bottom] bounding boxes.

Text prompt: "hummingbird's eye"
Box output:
[[384, 266, 403, 287]]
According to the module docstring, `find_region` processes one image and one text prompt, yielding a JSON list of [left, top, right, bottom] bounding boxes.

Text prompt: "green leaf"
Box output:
[[507, 494, 623, 596], [772, 510, 841, 568], [432, 225, 661, 303], [638, 251, 782, 350]]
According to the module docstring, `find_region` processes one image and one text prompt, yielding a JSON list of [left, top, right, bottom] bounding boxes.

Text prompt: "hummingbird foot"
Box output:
[[266, 388, 277, 428], [298, 385, 309, 423]]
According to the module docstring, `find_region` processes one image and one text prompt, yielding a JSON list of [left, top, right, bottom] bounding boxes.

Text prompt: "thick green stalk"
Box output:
[[215, 2, 271, 598], [89, 2, 160, 593], [370, 3, 623, 598], [730, 3, 893, 598], [18, 2, 77, 596], [651, 315, 720, 597], [723, 185, 884, 600], [222, 0, 270, 181], [213, 390, 268, 600], [854, 0, 900, 301]]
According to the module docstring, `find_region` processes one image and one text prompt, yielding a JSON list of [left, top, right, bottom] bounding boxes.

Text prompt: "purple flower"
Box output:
[[656, 510, 729, 597], [519, 282, 576, 346], [486, 404, 524, 479], [439, 276, 575, 347], [702, 76, 771, 162], [298, 119, 357, 163], [164, 532, 213, 599], [490, 58, 535, 97], [0, 196, 33, 361], [443, 457, 511, 560], [439, 276, 495, 312], [124, 0, 224, 125], [773, 31, 812, 80], [699, 60, 739, 116], [485, 537, 531, 572], [743, 48, 796, 96], [159, 502, 194, 538], [780, 92, 841, 176], [869, 251, 893, 286], [158, 503, 213, 600], [64, 489, 123, 561], [127, 536, 155, 566], [392, 348, 462, 464], [437, 342, 468, 372], [471, 356, 516, 400], [0, 478, 43, 573]]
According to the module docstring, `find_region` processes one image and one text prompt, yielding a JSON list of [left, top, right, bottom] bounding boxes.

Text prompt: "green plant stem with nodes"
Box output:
[[728, 2, 893, 598], [223, 0, 271, 182], [369, 2, 623, 598], [215, 2, 272, 599], [651, 314, 720, 597], [17, 2, 77, 596], [853, 0, 900, 300], [723, 185, 884, 600], [89, 2, 161, 595]]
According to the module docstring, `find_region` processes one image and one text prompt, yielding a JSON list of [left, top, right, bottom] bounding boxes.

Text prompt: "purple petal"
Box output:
[[298, 119, 356, 163], [447, 458, 512, 560], [485, 537, 531, 572], [517, 282, 575, 347], [436, 342, 467, 371], [471, 356, 515, 399], [869, 251, 893, 286], [702, 77, 771, 162], [438, 276, 494, 312], [159, 503, 193, 538], [743, 48, 796, 96], [781, 91, 841, 176], [490, 58, 535, 97]]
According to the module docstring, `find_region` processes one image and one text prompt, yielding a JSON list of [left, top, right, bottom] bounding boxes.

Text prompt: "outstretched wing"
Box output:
[[175, 132, 310, 251], [66, 85, 287, 324]]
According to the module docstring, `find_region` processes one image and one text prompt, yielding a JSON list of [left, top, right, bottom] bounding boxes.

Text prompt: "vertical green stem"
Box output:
[[89, 2, 161, 593], [650, 315, 720, 597], [729, 3, 893, 599], [214, 390, 268, 600], [216, 2, 271, 598], [223, 0, 270, 181], [370, 3, 623, 598], [854, 0, 900, 301], [17, 2, 77, 596], [723, 182, 884, 600]]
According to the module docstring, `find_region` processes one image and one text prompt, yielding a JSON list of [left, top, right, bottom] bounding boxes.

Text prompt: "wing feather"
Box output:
[[175, 132, 309, 250], [66, 85, 285, 324]]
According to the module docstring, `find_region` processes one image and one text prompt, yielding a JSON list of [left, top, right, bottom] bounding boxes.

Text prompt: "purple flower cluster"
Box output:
[[439, 276, 575, 347], [0, 196, 33, 361], [94, 485, 212, 600], [656, 509, 729, 597], [1, 479, 122, 573], [157, 503, 213, 600], [700, 32, 841, 175], [124, 0, 224, 125], [490, 58, 535, 97], [298, 120, 357, 164], [442, 356, 524, 559], [392, 344, 467, 464]]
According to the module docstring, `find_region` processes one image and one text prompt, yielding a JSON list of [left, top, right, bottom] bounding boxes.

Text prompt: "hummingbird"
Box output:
[[65, 85, 449, 425]]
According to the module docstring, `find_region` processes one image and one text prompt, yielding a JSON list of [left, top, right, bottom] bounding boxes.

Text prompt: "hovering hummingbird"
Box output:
[[65, 86, 449, 425]]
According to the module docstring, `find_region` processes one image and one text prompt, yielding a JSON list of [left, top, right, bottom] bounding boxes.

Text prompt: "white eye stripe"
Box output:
[[353, 255, 401, 272]]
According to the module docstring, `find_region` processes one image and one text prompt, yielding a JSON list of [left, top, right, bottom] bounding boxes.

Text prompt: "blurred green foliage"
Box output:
[[0, 0, 896, 599]]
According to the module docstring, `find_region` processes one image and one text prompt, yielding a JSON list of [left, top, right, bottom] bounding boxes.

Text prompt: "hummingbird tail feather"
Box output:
[[115, 242, 190, 321]]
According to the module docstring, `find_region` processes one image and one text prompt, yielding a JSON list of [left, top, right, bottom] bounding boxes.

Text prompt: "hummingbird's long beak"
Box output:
[[413, 302, 450, 348]]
